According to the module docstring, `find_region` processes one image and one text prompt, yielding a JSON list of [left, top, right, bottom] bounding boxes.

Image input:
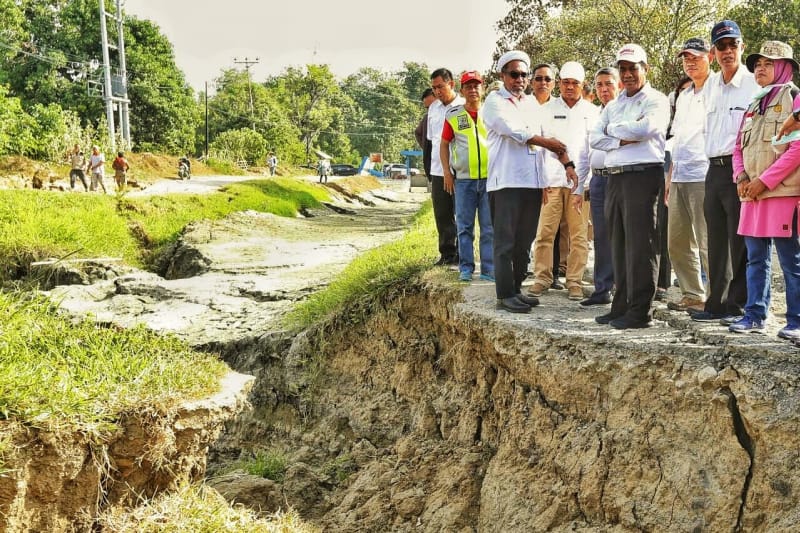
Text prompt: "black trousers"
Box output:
[[703, 164, 747, 315], [657, 161, 671, 289], [430, 175, 457, 260], [490, 187, 542, 299], [606, 167, 661, 321]]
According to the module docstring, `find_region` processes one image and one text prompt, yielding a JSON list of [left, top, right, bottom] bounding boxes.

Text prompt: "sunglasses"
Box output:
[[505, 71, 528, 79], [533, 76, 553, 82], [714, 40, 741, 52]]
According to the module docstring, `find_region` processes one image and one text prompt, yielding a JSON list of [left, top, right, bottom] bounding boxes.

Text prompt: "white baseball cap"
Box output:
[[615, 43, 648, 65]]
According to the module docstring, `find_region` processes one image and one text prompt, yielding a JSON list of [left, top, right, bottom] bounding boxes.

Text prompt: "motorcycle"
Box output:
[[178, 160, 190, 180]]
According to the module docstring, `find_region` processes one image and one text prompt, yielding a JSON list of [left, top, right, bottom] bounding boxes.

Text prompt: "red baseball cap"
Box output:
[[460, 71, 483, 85]]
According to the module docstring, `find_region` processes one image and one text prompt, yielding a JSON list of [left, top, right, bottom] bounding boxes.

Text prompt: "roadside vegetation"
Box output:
[[0, 291, 229, 435], [96, 483, 320, 533], [285, 202, 437, 328], [0, 177, 331, 280]]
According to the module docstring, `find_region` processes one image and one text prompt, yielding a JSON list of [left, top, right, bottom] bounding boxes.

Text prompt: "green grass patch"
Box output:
[[0, 190, 140, 278], [240, 449, 288, 481], [97, 482, 320, 532], [285, 201, 437, 328], [321, 454, 357, 483], [0, 178, 332, 280], [0, 291, 228, 433]]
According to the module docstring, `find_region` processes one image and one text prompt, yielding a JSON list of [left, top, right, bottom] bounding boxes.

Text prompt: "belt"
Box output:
[[709, 155, 733, 167], [606, 163, 663, 175], [592, 167, 609, 177]]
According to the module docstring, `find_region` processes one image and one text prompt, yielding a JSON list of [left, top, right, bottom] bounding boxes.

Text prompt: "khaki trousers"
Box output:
[[667, 181, 708, 299], [533, 187, 588, 288]]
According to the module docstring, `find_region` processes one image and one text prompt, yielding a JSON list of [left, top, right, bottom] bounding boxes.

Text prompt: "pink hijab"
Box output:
[[756, 58, 796, 114]]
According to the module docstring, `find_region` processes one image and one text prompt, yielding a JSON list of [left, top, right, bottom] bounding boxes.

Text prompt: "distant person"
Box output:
[[414, 88, 436, 180], [267, 152, 278, 176], [318, 159, 330, 183], [87, 145, 106, 194], [68, 144, 88, 191], [178, 154, 192, 179], [112, 151, 130, 191], [428, 68, 464, 266]]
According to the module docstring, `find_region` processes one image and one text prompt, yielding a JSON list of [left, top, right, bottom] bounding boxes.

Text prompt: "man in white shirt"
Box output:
[[690, 20, 758, 323], [589, 44, 670, 329], [427, 68, 465, 266], [88, 145, 107, 194], [530, 61, 598, 301], [665, 38, 713, 314], [482, 50, 571, 313]]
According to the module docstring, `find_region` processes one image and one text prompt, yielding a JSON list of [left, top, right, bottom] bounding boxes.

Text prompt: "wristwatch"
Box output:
[[736, 173, 750, 185], [793, 109, 800, 122], [563, 161, 575, 170]]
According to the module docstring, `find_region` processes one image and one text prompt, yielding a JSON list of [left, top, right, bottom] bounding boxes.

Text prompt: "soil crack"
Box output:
[[721, 386, 755, 532]]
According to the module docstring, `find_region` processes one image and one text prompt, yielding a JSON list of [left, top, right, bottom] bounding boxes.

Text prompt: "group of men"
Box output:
[[68, 144, 128, 193], [422, 19, 761, 331]]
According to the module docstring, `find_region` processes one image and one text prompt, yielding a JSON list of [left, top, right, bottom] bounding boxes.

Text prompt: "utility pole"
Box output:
[[233, 56, 259, 130], [97, 0, 131, 149]]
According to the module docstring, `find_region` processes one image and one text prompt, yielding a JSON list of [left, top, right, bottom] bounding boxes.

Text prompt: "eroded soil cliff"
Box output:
[[210, 274, 800, 532]]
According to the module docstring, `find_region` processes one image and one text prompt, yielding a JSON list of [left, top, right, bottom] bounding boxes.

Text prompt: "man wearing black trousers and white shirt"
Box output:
[[589, 44, 670, 329], [428, 68, 464, 266]]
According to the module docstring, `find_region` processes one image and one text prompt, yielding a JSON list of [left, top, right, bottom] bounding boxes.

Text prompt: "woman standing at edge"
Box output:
[[730, 40, 800, 342]]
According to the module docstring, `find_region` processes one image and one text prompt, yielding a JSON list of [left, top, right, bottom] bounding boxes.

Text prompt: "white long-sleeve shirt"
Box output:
[[589, 83, 669, 167], [482, 87, 545, 192], [427, 95, 465, 176], [671, 84, 710, 182], [703, 67, 758, 158], [540, 97, 599, 193]]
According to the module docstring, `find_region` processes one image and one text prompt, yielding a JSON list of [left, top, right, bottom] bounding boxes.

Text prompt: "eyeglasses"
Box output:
[[714, 40, 741, 52], [533, 76, 553, 82], [505, 71, 528, 79]]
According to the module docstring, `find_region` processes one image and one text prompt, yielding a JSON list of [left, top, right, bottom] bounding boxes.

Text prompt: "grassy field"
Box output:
[[0, 177, 331, 279]]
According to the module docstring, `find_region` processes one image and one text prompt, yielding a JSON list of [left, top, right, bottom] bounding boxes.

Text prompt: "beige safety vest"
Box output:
[[740, 84, 800, 200]]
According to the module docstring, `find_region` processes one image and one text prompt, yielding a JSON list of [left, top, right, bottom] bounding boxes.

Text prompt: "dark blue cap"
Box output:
[[711, 20, 742, 44]]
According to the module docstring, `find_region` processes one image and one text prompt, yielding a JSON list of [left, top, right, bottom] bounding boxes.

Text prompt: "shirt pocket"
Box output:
[[740, 116, 755, 148]]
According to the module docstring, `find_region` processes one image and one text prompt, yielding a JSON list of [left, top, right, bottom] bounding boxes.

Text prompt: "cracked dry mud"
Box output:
[[42, 176, 800, 532]]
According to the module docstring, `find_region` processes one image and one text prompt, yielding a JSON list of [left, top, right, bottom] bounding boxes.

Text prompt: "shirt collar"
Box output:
[[498, 86, 527, 102]]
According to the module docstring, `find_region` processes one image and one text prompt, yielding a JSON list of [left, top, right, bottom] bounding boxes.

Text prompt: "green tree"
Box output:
[[209, 128, 267, 166], [125, 17, 198, 153], [727, 0, 800, 53], [340, 68, 419, 165], [266, 64, 353, 166]]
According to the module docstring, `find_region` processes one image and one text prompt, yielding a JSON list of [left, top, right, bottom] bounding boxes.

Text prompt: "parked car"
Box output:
[[330, 164, 358, 176]]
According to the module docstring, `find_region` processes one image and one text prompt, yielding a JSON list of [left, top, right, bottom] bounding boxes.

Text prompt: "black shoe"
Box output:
[[609, 316, 653, 329], [691, 311, 726, 322], [444, 255, 459, 266], [515, 293, 540, 307], [595, 312, 622, 325], [496, 297, 531, 313], [434, 256, 447, 266], [580, 293, 612, 307], [654, 288, 667, 301], [551, 280, 565, 290]]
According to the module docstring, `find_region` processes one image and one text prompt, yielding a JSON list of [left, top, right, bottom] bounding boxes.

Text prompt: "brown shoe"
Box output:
[[667, 296, 704, 312], [568, 286, 583, 301], [527, 282, 548, 297]]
